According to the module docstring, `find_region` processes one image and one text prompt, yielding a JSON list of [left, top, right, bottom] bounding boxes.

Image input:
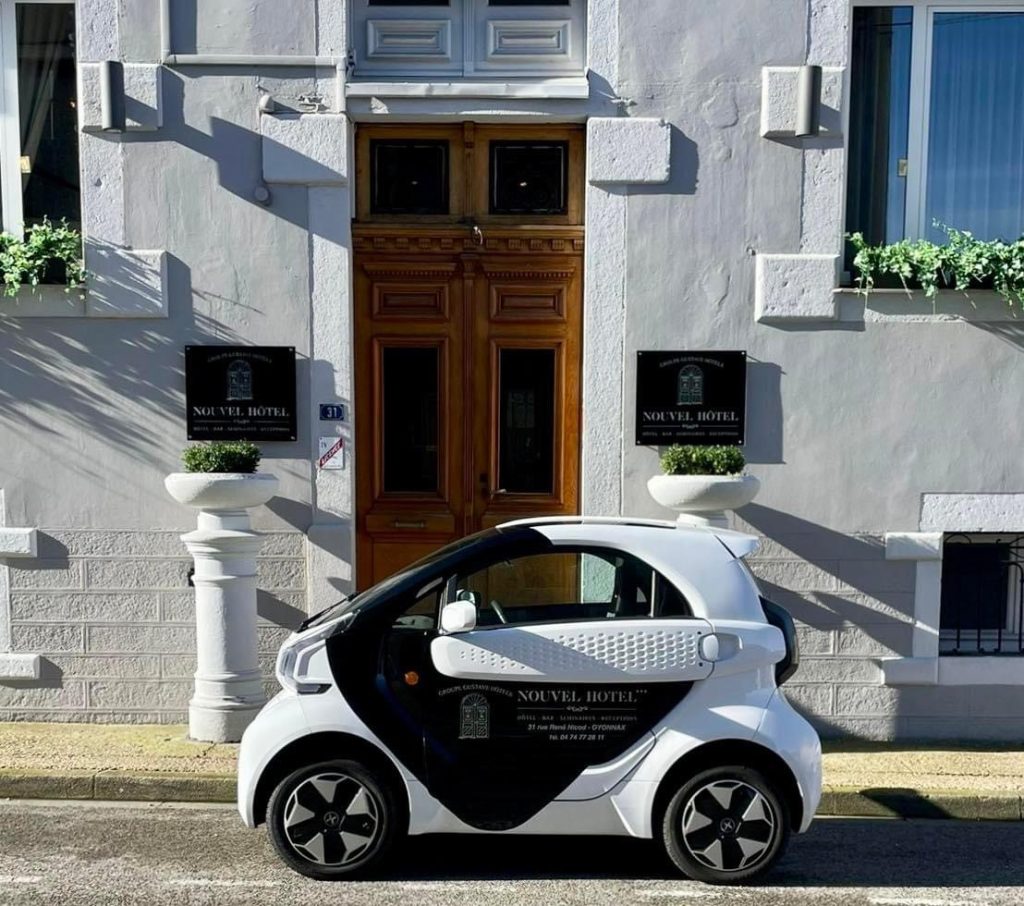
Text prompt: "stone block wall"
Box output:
[[1, 530, 306, 723], [738, 519, 1024, 741]]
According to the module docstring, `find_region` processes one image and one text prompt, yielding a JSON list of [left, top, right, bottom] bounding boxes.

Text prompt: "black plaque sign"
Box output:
[[635, 350, 746, 446], [185, 345, 297, 441]]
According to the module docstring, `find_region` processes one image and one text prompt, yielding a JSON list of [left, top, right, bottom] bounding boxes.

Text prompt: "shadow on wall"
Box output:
[[0, 252, 226, 471], [743, 360, 783, 464], [123, 71, 331, 236], [740, 503, 913, 646]]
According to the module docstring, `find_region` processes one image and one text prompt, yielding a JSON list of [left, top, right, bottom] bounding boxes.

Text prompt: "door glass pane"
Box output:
[[925, 12, 1024, 243], [498, 348, 555, 494], [17, 3, 80, 228], [490, 141, 568, 215], [371, 139, 449, 215], [383, 347, 440, 493], [844, 6, 912, 265]]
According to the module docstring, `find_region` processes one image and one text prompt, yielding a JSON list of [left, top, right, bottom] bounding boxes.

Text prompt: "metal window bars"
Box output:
[[940, 534, 1024, 656]]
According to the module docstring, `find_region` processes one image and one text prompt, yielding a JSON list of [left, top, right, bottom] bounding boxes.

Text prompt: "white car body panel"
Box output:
[[430, 619, 714, 683]]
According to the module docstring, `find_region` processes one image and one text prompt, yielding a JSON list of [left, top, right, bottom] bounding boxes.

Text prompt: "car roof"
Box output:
[[496, 516, 759, 558]]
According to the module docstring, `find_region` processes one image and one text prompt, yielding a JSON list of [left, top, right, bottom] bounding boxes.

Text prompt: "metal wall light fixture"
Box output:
[[794, 64, 822, 138], [99, 60, 126, 132]]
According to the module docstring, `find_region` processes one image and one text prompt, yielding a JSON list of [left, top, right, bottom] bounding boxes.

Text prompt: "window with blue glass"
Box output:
[[847, 4, 1024, 267]]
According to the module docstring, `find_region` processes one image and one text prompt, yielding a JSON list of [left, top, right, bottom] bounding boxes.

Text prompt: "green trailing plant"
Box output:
[[849, 226, 1024, 305], [659, 444, 745, 477], [182, 441, 262, 474], [0, 219, 85, 297]]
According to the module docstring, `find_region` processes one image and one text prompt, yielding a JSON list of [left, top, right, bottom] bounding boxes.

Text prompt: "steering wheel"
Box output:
[[488, 599, 508, 624]]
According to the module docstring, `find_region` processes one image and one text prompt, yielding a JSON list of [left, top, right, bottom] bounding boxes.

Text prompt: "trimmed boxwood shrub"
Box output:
[[659, 444, 745, 476], [182, 441, 261, 474]]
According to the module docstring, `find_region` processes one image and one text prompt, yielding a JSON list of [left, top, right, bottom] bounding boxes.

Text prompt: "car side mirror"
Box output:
[[440, 600, 477, 634]]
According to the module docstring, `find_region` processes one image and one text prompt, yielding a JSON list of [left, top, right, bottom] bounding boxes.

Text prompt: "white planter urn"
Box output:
[[164, 472, 279, 743], [647, 473, 761, 529]]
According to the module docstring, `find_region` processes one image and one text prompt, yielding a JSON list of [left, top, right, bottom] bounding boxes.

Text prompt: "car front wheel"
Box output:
[[266, 758, 400, 880], [661, 765, 790, 884]]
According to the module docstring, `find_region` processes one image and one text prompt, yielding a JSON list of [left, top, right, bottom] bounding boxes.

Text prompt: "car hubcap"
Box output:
[[680, 780, 776, 873], [283, 772, 381, 866]]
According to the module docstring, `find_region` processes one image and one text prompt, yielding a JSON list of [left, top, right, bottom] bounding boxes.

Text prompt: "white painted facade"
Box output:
[[0, 0, 1021, 738]]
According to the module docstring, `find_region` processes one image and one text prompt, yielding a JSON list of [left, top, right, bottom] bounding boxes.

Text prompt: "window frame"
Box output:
[[848, 0, 1024, 242], [441, 544, 693, 630], [0, 0, 77, 236], [350, 0, 587, 80]]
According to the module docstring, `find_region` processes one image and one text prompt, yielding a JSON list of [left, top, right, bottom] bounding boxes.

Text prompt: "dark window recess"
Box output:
[[940, 537, 1024, 655], [18, 3, 80, 229], [490, 141, 568, 215], [844, 6, 912, 274], [498, 348, 555, 494], [371, 140, 449, 215], [382, 347, 440, 494]]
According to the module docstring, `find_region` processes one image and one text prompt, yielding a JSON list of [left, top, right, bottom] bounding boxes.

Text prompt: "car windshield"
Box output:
[[299, 526, 504, 630]]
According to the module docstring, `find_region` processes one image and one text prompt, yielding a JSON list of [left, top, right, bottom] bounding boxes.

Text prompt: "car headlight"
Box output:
[[276, 611, 353, 694]]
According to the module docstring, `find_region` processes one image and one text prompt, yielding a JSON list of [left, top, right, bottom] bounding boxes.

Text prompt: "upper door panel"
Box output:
[[431, 619, 716, 683]]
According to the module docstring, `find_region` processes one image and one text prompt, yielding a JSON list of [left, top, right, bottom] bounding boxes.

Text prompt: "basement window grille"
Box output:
[[939, 534, 1024, 656]]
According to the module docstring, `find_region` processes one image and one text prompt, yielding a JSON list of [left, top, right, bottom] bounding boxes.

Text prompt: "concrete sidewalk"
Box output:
[[1, 722, 1023, 819]]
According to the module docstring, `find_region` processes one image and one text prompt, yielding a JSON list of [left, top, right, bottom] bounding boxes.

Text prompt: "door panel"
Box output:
[[355, 231, 582, 588], [430, 620, 716, 682], [355, 256, 466, 587]]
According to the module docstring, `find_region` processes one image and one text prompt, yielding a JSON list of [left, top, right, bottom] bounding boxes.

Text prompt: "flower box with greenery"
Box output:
[[848, 226, 1024, 306], [647, 445, 760, 528], [165, 442, 279, 510], [0, 219, 85, 297]]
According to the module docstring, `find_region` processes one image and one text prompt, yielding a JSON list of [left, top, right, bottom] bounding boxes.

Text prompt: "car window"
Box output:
[[454, 548, 689, 627]]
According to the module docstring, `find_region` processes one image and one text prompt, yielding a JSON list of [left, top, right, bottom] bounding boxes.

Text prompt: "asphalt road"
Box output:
[[0, 800, 1022, 905]]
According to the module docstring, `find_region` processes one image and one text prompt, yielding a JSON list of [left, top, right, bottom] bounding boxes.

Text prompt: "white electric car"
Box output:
[[238, 518, 821, 884]]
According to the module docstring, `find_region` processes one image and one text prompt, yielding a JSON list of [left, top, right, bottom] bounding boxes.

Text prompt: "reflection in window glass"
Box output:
[[925, 12, 1024, 243], [382, 347, 440, 493], [845, 6, 912, 262], [490, 142, 567, 215], [371, 140, 449, 215], [17, 3, 80, 228], [498, 348, 555, 494]]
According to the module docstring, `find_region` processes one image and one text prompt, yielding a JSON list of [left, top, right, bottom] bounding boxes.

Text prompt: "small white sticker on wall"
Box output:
[[318, 436, 345, 470]]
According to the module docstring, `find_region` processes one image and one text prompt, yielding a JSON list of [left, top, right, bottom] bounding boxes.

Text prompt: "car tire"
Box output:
[[661, 765, 790, 884], [267, 758, 401, 880]]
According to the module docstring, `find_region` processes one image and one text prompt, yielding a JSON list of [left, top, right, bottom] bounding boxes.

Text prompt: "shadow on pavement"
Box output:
[[380, 819, 1024, 887]]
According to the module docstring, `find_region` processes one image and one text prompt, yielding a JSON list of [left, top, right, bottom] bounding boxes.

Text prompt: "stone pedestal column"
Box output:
[[165, 472, 279, 742]]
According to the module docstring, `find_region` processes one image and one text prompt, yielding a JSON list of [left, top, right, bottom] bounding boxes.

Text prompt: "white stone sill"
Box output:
[[0, 653, 41, 680], [882, 655, 1024, 686], [0, 284, 86, 317], [0, 527, 37, 558], [0, 276, 168, 319], [346, 77, 590, 99], [834, 287, 1022, 323]]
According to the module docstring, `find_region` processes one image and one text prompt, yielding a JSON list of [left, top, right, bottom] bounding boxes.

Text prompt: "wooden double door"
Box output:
[[354, 226, 583, 588]]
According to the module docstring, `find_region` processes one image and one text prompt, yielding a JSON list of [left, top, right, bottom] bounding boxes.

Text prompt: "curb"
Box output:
[[1, 771, 1023, 820], [0, 769, 235, 803]]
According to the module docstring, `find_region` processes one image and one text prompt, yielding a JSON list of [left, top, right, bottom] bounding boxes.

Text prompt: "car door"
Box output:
[[420, 546, 714, 830]]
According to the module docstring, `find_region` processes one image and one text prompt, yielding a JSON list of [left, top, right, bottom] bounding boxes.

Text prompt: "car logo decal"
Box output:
[[459, 692, 490, 739]]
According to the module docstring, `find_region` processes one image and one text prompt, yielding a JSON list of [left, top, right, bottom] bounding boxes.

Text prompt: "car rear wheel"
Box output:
[[267, 758, 400, 880], [661, 765, 790, 884]]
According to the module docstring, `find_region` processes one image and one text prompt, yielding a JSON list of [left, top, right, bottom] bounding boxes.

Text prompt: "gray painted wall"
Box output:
[[0, 0, 1020, 736], [618, 0, 1024, 738]]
